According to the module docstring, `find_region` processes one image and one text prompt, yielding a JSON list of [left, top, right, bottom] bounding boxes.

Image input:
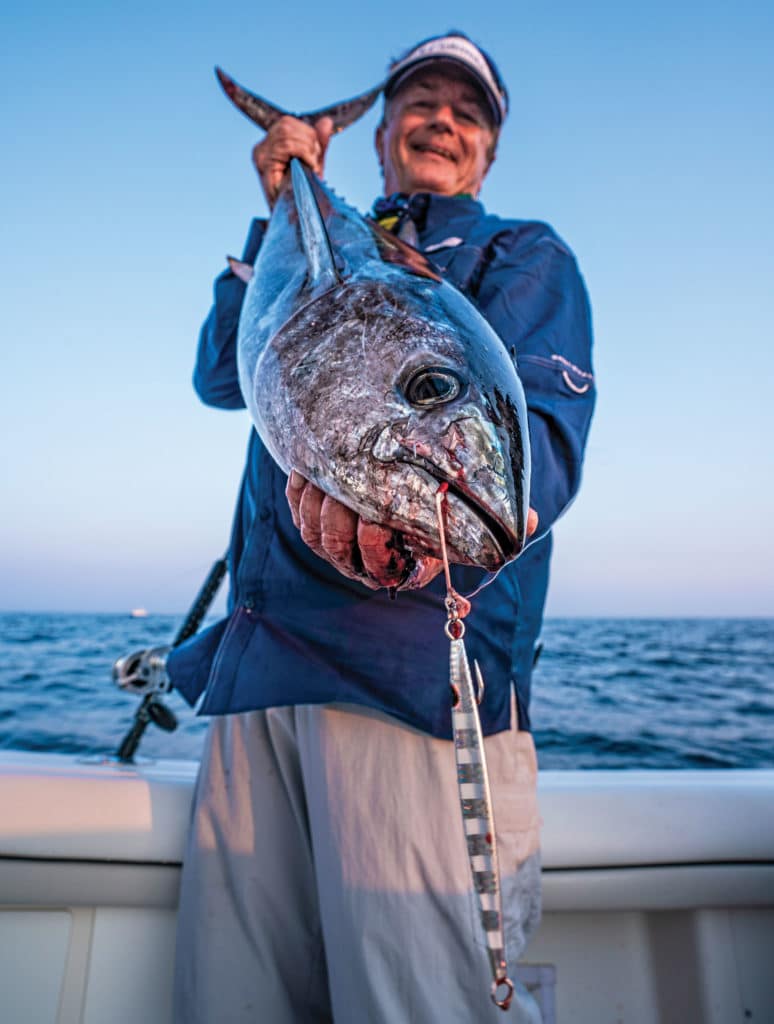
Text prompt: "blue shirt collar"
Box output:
[[372, 192, 484, 235]]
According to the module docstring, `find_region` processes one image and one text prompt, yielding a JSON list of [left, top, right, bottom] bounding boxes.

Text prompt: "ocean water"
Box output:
[[0, 612, 772, 769]]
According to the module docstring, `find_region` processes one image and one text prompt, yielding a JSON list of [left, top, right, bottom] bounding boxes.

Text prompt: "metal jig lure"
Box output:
[[434, 485, 514, 1012]]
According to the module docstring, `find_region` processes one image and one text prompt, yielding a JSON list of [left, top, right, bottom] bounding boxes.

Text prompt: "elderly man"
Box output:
[[171, 32, 594, 1024]]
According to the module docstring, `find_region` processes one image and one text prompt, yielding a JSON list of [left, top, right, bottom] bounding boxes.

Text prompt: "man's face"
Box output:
[[376, 68, 497, 198]]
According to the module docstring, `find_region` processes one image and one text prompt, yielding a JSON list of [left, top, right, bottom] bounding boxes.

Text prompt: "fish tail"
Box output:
[[215, 67, 382, 135]]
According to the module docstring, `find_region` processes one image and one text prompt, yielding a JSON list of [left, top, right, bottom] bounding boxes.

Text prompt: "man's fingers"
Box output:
[[527, 507, 539, 539], [314, 116, 334, 172], [358, 521, 409, 587], [288, 470, 445, 591], [288, 476, 375, 586], [320, 496, 363, 582], [256, 116, 322, 166], [252, 116, 328, 206], [298, 480, 326, 555], [285, 469, 307, 529]]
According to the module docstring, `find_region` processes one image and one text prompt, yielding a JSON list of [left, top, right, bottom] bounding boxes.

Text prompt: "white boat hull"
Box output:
[[2, 752, 773, 1023]]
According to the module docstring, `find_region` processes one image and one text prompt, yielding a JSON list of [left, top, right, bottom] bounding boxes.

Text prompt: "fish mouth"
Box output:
[[403, 457, 520, 563]]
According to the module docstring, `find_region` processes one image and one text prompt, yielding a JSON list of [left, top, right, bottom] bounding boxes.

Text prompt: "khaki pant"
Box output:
[[174, 702, 542, 1023]]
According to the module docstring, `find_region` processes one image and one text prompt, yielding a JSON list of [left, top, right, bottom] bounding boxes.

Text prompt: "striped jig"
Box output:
[[436, 488, 514, 1011]]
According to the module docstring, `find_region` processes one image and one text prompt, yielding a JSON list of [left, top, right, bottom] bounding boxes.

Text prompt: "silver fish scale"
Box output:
[[449, 637, 509, 995]]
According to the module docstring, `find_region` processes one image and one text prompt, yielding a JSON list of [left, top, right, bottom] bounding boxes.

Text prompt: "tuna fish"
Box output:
[[217, 68, 531, 573]]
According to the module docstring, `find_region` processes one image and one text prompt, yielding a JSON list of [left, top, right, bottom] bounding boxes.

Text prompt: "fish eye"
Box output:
[[405, 366, 465, 407]]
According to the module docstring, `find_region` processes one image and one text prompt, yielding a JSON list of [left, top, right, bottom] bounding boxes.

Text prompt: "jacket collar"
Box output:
[[372, 192, 484, 237]]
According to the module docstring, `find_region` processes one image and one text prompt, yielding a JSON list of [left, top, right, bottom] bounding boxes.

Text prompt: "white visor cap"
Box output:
[[384, 35, 508, 127]]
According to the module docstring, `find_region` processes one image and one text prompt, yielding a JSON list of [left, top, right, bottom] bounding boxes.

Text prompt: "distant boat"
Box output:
[[130, 608, 149, 618]]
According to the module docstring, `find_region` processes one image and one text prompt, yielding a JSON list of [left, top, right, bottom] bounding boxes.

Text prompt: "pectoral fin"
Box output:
[[290, 158, 339, 293]]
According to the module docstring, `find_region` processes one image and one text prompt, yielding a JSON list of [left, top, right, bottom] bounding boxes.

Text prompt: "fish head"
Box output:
[[260, 270, 530, 571], [363, 276, 531, 570]]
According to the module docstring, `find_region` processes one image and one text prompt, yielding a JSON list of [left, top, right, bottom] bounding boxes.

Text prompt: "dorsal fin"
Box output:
[[366, 217, 442, 283], [290, 158, 340, 292], [215, 67, 382, 134]]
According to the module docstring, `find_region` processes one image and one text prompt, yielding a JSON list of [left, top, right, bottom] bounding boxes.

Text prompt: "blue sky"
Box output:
[[1, 1, 772, 616]]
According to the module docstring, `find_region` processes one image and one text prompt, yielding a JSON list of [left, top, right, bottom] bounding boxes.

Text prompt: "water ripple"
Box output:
[[1, 613, 773, 768]]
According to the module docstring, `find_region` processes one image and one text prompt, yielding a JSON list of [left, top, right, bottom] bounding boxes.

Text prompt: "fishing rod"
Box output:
[[112, 554, 227, 763]]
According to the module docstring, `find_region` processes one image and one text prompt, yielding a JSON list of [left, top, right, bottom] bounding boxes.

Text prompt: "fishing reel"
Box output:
[[113, 646, 177, 761], [111, 554, 227, 762], [113, 646, 172, 696]]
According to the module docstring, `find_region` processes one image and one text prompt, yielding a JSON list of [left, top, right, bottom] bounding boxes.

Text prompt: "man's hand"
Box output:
[[286, 471, 539, 590], [286, 471, 444, 590], [252, 116, 334, 208], [526, 507, 539, 539]]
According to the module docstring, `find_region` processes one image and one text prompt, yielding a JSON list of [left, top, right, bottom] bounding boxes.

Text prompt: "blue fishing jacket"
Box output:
[[167, 193, 595, 738]]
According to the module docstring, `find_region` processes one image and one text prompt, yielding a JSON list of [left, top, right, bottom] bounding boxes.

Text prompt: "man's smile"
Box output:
[[412, 142, 457, 162]]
